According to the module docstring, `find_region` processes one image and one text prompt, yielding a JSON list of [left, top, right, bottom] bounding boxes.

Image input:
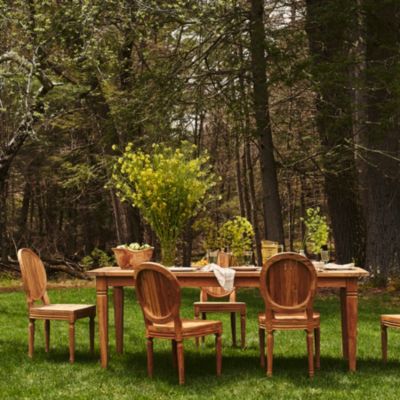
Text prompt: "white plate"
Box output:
[[169, 267, 197, 272], [312, 261, 325, 269]]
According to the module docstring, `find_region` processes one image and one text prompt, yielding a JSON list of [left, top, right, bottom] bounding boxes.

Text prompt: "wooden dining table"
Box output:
[[88, 266, 369, 371]]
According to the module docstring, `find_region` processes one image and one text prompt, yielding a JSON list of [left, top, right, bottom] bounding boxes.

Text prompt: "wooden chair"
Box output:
[[17, 248, 96, 363], [194, 250, 246, 348], [135, 262, 223, 385], [258, 252, 320, 377], [194, 287, 246, 349], [381, 315, 400, 362]]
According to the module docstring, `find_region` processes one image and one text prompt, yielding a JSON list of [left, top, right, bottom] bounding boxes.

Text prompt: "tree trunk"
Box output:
[[249, 0, 284, 244], [360, 0, 400, 278], [0, 129, 31, 261], [17, 180, 32, 245], [237, 38, 262, 264], [287, 179, 294, 251], [241, 147, 251, 221], [234, 131, 246, 217], [299, 176, 307, 250], [351, 0, 369, 214], [305, 0, 366, 264], [110, 190, 142, 244], [0, 178, 8, 262], [244, 138, 263, 265]]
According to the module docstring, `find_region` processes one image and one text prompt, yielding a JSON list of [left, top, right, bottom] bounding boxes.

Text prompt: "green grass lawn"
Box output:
[[1, 286, 400, 399]]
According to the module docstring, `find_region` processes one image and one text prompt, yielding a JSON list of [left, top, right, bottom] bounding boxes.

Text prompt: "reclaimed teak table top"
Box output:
[[88, 266, 368, 286]]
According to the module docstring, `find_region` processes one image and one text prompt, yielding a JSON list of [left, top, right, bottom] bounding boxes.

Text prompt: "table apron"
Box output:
[[102, 276, 355, 289]]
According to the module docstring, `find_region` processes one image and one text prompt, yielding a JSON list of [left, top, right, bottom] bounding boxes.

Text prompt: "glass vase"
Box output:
[[160, 240, 176, 267]]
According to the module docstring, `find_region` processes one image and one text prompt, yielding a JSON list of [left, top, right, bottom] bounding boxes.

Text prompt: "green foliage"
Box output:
[[60, 162, 98, 191], [192, 217, 220, 251], [219, 216, 254, 258], [302, 207, 329, 254], [194, 216, 255, 259], [80, 248, 112, 269], [111, 141, 218, 265]]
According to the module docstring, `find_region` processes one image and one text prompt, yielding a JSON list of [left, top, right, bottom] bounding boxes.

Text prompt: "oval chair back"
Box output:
[[201, 251, 236, 301], [17, 248, 50, 307], [260, 252, 316, 320], [200, 286, 236, 302], [135, 262, 181, 328]]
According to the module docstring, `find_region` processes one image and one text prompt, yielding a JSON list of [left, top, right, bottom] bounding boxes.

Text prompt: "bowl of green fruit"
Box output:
[[112, 243, 154, 269]]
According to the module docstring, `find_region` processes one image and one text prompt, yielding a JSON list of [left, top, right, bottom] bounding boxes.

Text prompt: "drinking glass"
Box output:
[[207, 250, 219, 265], [320, 250, 330, 263], [243, 251, 253, 266]]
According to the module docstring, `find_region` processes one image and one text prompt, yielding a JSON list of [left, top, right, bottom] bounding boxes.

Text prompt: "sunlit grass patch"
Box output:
[[0, 286, 399, 399]]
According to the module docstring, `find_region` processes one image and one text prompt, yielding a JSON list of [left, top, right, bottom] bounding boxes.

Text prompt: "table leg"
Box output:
[[113, 286, 124, 354], [345, 280, 358, 371], [97, 277, 109, 368], [340, 288, 349, 359]]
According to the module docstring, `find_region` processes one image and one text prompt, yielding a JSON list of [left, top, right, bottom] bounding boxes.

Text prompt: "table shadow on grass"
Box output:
[[116, 348, 390, 388], [120, 350, 228, 384]]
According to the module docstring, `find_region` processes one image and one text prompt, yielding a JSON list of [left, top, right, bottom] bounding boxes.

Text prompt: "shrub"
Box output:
[[81, 248, 112, 269], [302, 207, 329, 254], [219, 216, 254, 260]]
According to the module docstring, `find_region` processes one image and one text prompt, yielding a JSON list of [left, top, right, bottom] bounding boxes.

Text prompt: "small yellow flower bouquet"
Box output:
[[191, 258, 208, 268]]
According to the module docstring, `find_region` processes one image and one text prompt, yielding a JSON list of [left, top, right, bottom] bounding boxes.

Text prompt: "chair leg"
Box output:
[[267, 331, 274, 377], [314, 327, 320, 369], [215, 332, 222, 376], [201, 312, 206, 346], [194, 308, 200, 348], [89, 316, 95, 353], [240, 311, 246, 349], [172, 340, 177, 369], [306, 330, 314, 378], [381, 324, 388, 363], [44, 320, 50, 353], [230, 312, 237, 347], [177, 341, 185, 385], [147, 338, 154, 378], [259, 328, 265, 368], [28, 319, 35, 358], [69, 322, 75, 363]]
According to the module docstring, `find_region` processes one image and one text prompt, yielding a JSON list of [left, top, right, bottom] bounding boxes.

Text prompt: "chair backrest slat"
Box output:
[[201, 286, 236, 301], [260, 252, 316, 314], [17, 248, 49, 304], [217, 251, 231, 268], [135, 262, 181, 325]]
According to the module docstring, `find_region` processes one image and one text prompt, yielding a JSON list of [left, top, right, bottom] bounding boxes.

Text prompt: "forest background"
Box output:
[[0, 0, 399, 282]]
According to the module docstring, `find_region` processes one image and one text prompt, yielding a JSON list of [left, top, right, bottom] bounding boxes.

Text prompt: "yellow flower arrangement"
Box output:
[[111, 141, 217, 266]]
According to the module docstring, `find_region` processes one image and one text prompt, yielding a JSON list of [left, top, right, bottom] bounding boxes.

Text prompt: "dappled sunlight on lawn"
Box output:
[[1, 287, 400, 399]]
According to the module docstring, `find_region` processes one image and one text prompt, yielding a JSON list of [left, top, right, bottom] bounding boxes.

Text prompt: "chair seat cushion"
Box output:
[[381, 314, 400, 327], [149, 318, 222, 338], [29, 304, 96, 320], [258, 311, 320, 329]]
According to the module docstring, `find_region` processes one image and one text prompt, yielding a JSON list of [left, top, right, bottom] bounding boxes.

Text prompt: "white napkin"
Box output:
[[324, 262, 355, 270], [201, 263, 236, 291]]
